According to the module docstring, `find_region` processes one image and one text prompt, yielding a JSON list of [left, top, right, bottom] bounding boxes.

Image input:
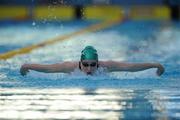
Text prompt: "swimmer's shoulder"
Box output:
[[57, 61, 79, 68], [99, 60, 113, 67], [99, 60, 124, 67]]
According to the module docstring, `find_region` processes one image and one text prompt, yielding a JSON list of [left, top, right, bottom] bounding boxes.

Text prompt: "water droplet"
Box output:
[[32, 22, 36, 26]]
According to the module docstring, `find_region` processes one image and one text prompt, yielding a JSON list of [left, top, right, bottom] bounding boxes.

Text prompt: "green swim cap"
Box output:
[[81, 46, 98, 60]]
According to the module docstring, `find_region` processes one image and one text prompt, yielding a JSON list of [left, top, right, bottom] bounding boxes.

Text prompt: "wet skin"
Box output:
[[80, 60, 98, 75]]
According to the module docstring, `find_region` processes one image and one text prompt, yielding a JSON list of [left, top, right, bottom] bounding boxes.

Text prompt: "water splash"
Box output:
[[32, 22, 36, 26], [68, 67, 110, 80]]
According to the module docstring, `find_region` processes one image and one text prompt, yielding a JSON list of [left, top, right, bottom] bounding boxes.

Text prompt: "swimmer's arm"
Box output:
[[100, 61, 165, 76], [20, 62, 78, 76]]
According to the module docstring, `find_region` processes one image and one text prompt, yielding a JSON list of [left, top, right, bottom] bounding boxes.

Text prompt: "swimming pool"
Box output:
[[0, 20, 180, 119]]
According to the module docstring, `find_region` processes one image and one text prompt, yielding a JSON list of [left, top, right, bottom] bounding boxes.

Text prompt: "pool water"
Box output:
[[0, 20, 180, 120]]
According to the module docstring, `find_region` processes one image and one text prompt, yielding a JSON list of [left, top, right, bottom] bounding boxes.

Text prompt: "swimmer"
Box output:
[[20, 46, 165, 76]]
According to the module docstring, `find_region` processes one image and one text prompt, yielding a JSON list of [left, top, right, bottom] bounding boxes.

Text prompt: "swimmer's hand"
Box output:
[[20, 64, 30, 76], [156, 63, 165, 76]]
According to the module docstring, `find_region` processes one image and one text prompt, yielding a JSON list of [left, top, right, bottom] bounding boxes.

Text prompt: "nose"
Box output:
[[87, 66, 92, 71]]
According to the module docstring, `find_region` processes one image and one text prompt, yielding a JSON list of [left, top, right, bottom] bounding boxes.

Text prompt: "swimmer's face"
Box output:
[[80, 60, 98, 75]]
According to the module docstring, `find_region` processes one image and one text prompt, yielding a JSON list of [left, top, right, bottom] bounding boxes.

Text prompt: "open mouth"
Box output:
[[87, 72, 92, 75]]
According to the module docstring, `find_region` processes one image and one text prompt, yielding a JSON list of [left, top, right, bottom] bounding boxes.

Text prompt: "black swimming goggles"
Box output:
[[81, 62, 97, 67]]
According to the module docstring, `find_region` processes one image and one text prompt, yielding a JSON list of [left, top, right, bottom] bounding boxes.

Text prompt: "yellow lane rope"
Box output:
[[0, 19, 122, 60]]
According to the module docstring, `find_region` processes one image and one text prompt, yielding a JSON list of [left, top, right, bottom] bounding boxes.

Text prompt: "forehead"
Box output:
[[81, 60, 97, 63]]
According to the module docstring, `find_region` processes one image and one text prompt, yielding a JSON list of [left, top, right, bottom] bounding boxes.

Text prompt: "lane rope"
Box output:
[[0, 19, 122, 60]]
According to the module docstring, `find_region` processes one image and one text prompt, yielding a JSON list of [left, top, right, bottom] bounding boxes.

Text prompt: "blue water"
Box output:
[[0, 20, 180, 119]]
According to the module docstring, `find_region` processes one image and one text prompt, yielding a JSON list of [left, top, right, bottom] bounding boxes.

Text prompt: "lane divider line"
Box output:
[[0, 19, 122, 60]]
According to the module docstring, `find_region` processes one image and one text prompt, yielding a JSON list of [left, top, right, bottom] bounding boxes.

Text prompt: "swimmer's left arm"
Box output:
[[100, 61, 165, 76]]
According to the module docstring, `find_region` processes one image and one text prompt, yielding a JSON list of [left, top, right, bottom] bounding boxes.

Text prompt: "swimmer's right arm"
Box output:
[[20, 62, 77, 76]]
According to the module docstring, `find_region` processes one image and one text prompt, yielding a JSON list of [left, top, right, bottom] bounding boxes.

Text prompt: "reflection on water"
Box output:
[[1, 88, 179, 120], [0, 88, 127, 119]]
